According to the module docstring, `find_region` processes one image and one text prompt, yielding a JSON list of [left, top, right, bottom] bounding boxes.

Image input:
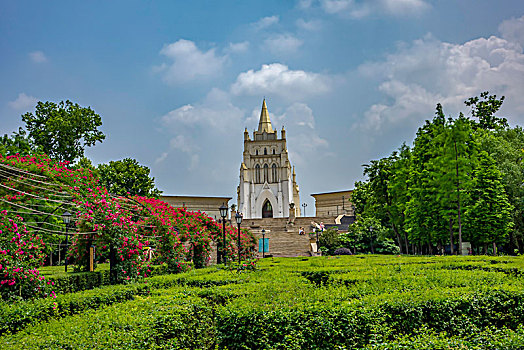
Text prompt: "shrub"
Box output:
[[333, 247, 353, 255]]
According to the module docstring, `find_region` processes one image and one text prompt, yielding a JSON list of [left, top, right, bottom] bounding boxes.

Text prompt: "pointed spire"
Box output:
[[257, 99, 274, 133]]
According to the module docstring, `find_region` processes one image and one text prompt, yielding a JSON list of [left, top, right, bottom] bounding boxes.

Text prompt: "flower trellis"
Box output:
[[0, 153, 256, 301]]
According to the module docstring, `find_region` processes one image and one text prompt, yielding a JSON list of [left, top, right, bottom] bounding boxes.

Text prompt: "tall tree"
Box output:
[[464, 151, 513, 254], [22, 100, 105, 163], [97, 158, 161, 197]]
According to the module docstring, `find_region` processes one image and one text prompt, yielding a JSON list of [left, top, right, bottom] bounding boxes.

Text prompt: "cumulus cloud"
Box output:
[[156, 39, 226, 84], [253, 15, 279, 30], [355, 32, 524, 131], [499, 15, 524, 48], [264, 33, 304, 55], [29, 51, 47, 63], [317, 0, 429, 18], [231, 63, 331, 100], [161, 88, 244, 132], [272, 103, 331, 167], [8, 93, 37, 110], [157, 89, 245, 170]]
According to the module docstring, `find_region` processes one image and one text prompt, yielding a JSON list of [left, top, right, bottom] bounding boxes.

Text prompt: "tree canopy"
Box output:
[[22, 100, 105, 163], [97, 158, 162, 197], [351, 92, 521, 255]]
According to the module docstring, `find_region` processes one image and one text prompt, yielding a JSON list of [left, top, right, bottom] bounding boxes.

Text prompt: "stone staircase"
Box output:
[[245, 216, 335, 258]]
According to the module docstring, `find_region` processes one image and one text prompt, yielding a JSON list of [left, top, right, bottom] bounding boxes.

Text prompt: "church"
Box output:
[[237, 99, 301, 219], [162, 99, 355, 258]]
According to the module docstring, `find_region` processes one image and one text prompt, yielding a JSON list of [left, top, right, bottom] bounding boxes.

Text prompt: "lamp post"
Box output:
[[219, 204, 228, 265], [302, 203, 307, 217], [235, 212, 243, 264], [261, 229, 266, 258], [315, 228, 319, 253], [62, 211, 72, 273]]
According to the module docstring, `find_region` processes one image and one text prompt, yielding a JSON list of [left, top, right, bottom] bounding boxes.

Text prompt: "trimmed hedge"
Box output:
[[4, 255, 524, 349], [1, 292, 216, 350], [0, 283, 150, 336], [46, 263, 168, 294]]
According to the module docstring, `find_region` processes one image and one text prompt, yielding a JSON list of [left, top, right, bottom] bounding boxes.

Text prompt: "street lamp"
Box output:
[[302, 203, 307, 217], [315, 228, 319, 253], [62, 211, 72, 273], [235, 212, 243, 264], [261, 229, 266, 258], [219, 204, 228, 265]]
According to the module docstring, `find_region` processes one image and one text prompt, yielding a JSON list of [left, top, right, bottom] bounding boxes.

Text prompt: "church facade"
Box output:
[[237, 100, 301, 219]]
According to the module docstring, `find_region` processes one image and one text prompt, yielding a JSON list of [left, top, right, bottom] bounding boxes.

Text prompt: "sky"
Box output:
[[1, 0, 524, 214]]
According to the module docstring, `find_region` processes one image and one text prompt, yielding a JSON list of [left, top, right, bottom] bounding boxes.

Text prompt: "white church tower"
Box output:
[[237, 99, 300, 219]]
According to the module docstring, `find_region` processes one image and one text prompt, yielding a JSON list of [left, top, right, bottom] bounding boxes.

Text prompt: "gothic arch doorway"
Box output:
[[262, 200, 273, 218]]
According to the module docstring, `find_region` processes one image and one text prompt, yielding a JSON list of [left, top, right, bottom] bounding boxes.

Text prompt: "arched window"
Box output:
[[262, 200, 273, 218], [272, 164, 278, 182], [264, 148, 267, 155], [272, 149, 275, 154], [255, 164, 261, 183], [255, 149, 258, 155], [263, 164, 269, 183]]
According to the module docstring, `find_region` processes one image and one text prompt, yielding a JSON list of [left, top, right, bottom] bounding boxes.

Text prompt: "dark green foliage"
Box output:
[[97, 158, 161, 197], [318, 227, 342, 255], [4, 255, 524, 349], [21, 100, 105, 163], [356, 92, 519, 255], [333, 247, 353, 255], [0, 128, 38, 156]]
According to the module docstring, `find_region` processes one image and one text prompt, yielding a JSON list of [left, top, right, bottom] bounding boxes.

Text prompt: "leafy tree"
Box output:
[[405, 110, 447, 254], [464, 151, 513, 254], [465, 91, 508, 130], [0, 128, 38, 156], [343, 216, 398, 254], [22, 100, 105, 163], [97, 158, 161, 197], [318, 227, 343, 255], [478, 127, 524, 252]]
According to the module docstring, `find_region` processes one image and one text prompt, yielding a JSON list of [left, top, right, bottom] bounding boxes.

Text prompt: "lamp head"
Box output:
[[62, 211, 72, 225], [219, 204, 228, 219], [235, 212, 243, 225]]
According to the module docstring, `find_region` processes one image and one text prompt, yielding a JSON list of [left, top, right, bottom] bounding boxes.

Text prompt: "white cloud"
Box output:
[[29, 51, 47, 63], [253, 15, 279, 30], [8, 93, 37, 110], [158, 89, 245, 170], [499, 15, 524, 48], [297, 0, 313, 9], [227, 41, 250, 53], [380, 0, 430, 16], [264, 33, 304, 55], [318, 0, 429, 18], [161, 88, 244, 132], [356, 32, 524, 131], [231, 63, 332, 100], [296, 18, 322, 31], [272, 103, 331, 167], [156, 39, 226, 84]]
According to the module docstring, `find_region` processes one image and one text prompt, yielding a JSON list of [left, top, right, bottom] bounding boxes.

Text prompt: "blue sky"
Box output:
[[2, 1, 524, 213]]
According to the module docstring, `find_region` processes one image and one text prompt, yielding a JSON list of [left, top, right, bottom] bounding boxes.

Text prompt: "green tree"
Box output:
[[464, 151, 513, 254], [465, 91, 508, 130], [478, 127, 524, 253], [22, 100, 105, 163], [97, 158, 161, 197], [0, 128, 38, 156]]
